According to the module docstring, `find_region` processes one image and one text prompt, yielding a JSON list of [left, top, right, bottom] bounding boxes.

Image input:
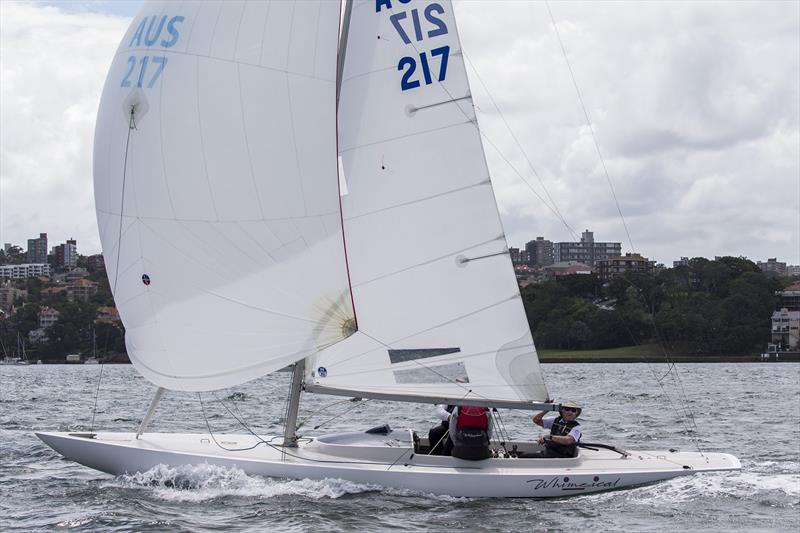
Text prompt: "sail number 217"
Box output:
[[379, 1, 451, 91]]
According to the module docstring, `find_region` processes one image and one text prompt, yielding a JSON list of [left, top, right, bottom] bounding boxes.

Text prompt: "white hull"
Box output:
[[36, 430, 740, 498]]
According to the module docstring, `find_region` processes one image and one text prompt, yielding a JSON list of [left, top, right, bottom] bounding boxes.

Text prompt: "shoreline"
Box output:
[[9, 355, 799, 366], [539, 353, 800, 363]]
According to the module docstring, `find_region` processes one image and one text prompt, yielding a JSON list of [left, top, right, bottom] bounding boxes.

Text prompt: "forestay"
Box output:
[[306, 0, 550, 406], [93, 0, 354, 391]]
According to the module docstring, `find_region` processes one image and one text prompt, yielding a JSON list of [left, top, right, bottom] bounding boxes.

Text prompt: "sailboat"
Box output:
[[1, 333, 29, 365], [37, 0, 739, 497], [84, 329, 100, 364]]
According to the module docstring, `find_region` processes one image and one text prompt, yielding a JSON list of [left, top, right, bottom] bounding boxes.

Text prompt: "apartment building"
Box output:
[[0, 263, 51, 279], [553, 230, 621, 268]]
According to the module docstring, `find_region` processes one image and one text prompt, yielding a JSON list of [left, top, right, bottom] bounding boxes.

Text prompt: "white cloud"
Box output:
[[0, 0, 798, 266], [458, 0, 800, 264], [0, 1, 129, 254]]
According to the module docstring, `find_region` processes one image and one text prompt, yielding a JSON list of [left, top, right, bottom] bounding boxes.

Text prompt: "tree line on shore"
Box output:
[[0, 256, 126, 363], [522, 256, 789, 355], [1, 254, 792, 361]]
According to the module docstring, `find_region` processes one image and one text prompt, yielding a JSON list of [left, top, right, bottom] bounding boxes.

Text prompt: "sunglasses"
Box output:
[[561, 407, 578, 413]]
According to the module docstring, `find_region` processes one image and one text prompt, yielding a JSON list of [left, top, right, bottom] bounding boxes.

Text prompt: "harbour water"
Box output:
[[1, 363, 798, 532]]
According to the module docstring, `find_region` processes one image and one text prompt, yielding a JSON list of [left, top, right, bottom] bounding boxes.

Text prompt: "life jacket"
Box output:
[[455, 406, 488, 430], [545, 416, 580, 457], [451, 406, 491, 460]]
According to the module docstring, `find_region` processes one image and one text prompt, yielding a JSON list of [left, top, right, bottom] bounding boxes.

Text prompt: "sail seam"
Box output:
[[236, 62, 266, 220], [320, 340, 538, 380], [339, 119, 472, 154], [128, 345, 316, 382], [352, 236, 505, 289], [133, 219, 318, 319], [111, 49, 336, 84], [95, 207, 339, 222], [344, 180, 487, 222], [194, 54, 220, 222], [320, 295, 520, 369]]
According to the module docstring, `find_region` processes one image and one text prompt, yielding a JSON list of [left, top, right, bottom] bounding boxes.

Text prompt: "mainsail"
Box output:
[[93, 0, 353, 391], [306, 0, 550, 406]]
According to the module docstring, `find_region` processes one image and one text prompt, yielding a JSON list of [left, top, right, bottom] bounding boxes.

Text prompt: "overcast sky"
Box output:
[[1, 0, 798, 265]]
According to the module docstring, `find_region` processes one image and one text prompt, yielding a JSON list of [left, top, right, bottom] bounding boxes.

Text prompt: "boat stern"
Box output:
[[637, 449, 741, 473]]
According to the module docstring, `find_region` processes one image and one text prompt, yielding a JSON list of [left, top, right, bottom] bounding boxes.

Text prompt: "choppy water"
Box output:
[[1, 363, 798, 532]]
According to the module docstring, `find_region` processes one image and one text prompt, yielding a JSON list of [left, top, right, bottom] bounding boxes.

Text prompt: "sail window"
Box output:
[[388, 347, 461, 364], [393, 362, 468, 384]]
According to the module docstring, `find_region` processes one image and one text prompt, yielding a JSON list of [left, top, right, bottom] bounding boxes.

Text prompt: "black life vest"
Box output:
[[455, 406, 488, 430], [545, 416, 580, 457]]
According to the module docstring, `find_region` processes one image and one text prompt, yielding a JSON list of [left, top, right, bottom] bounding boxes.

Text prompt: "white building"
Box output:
[[0, 263, 51, 279], [39, 307, 60, 328], [771, 308, 800, 351]]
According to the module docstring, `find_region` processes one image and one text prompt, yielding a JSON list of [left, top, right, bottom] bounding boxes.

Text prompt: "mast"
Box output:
[[336, 0, 354, 108], [136, 387, 165, 439], [282, 360, 305, 447]]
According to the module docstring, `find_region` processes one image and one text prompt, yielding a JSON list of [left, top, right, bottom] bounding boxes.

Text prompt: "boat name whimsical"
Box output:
[[120, 15, 185, 89], [526, 476, 622, 492]]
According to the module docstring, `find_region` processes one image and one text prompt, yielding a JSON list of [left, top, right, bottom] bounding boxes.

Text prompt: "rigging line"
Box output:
[[353, 330, 541, 409], [426, 390, 482, 455], [478, 130, 580, 241], [463, 53, 577, 240], [298, 397, 365, 430], [330, 295, 518, 370], [344, 179, 487, 222], [427, 428, 450, 456], [458, 250, 509, 264], [200, 392, 430, 468], [199, 393, 274, 452], [645, 309, 701, 438], [112, 106, 136, 295], [614, 296, 703, 454], [353, 236, 502, 288], [358, 327, 474, 397], [616, 275, 704, 452], [489, 408, 510, 450], [382, 2, 525, 249], [351, 39, 573, 241], [89, 363, 106, 434], [309, 399, 371, 431], [321, 344, 547, 386], [383, 2, 574, 250], [545, 0, 635, 253]]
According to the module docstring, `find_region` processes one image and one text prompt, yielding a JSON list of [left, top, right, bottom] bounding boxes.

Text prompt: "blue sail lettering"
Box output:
[[161, 16, 184, 48], [128, 17, 147, 47], [425, 3, 448, 37], [376, 0, 411, 13], [143, 15, 167, 46]]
